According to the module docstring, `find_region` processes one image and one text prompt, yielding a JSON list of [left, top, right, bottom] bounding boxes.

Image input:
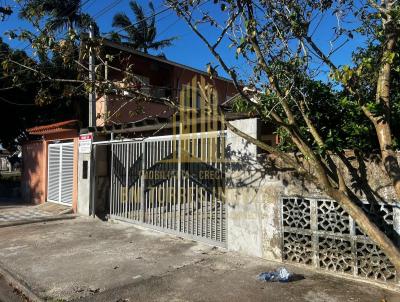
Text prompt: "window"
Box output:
[[119, 75, 150, 96]]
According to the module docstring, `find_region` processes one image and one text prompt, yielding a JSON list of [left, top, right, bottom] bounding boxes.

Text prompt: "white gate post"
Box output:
[[140, 141, 145, 222], [177, 135, 182, 232]]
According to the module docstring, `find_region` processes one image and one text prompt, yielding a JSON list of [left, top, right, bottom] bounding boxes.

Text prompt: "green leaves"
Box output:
[[111, 1, 175, 54]]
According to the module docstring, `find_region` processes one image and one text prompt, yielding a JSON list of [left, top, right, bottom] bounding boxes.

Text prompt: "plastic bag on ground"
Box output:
[[257, 267, 293, 282]]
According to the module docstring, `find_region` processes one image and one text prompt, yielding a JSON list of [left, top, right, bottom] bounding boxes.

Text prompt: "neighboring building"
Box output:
[[21, 120, 79, 210]]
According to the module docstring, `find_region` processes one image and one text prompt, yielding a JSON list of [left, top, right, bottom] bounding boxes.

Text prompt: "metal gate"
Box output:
[[47, 142, 74, 205], [109, 132, 226, 246]]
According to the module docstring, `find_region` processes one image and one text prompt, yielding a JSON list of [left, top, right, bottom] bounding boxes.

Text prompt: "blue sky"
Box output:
[[1, 0, 366, 79]]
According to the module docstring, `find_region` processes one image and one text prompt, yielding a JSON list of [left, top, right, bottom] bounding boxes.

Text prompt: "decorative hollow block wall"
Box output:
[[282, 197, 398, 285]]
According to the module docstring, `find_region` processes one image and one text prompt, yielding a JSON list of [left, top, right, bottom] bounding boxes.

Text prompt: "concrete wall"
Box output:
[[77, 137, 109, 217], [225, 118, 399, 262], [77, 151, 92, 215], [226, 118, 286, 260]]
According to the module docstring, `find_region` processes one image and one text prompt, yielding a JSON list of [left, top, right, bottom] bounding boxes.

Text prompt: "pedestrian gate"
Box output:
[[47, 142, 74, 205], [109, 132, 226, 246]]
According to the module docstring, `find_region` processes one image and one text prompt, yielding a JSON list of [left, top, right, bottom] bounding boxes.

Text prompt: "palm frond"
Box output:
[[147, 1, 156, 40], [149, 37, 177, 50], [147, 26, 156, 44], [109, 31, 122, 42], [145, 1, 156, 42], [111, 0, 175, 53], [129, 0, 147, 35], [46, 17, 70, 32], [112, 13, 132, 29], [74, 13, 95, 32]]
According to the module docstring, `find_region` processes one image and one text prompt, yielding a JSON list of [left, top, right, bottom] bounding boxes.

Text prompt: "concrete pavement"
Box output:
[[0, 217, 398, 302], [0, 274, 24, 302], [0, 201, 75, 228], [0, 202, 72, 222]]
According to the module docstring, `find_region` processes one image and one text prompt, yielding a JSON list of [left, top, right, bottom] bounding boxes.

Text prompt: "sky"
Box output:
[[0, 0, 367, 80]]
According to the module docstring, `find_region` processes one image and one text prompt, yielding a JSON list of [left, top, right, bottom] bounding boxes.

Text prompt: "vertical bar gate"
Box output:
[[109, 132, 226, 246]]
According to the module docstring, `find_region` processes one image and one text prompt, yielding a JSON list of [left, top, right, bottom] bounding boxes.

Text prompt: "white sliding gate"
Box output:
[[47, 142, 74, 205], [108, 132, 226, 246]]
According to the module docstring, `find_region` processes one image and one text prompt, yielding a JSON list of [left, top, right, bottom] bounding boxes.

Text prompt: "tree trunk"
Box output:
[[375, 121, 400, 199], [328, 188, 400, 271], [366, 1, 400, 200], [363, 106, 400, 200]]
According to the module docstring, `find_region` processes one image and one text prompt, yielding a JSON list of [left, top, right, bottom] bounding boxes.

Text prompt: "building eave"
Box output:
[[101, 38, 234, 84]]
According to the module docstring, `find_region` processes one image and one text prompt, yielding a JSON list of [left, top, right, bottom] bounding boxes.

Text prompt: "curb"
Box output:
[[0, 214, 77, 228], [0, 264, 42, 302]]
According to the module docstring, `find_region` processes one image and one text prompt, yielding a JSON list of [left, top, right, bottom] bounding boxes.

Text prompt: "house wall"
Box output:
[[96, 52, 237, 126], [21, 141, 46, 204], [171, 66, 237, 104], [96, 95, 174, 126]]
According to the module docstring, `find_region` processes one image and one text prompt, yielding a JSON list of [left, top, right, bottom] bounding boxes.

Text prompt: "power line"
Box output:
[[107, 5, 172, 37], [84, 0, 97, 11], [0, 0, 99, 85], [1, 1, 175, 92], [93, 0, 124, 19], [157, 14, 180, 38]]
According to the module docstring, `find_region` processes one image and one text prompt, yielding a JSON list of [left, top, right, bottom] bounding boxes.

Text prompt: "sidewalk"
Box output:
[[0, 274, 24, 302], [0, 201, 73, 227], [0, 217, 398, 302], [0, 206, 51, 223]]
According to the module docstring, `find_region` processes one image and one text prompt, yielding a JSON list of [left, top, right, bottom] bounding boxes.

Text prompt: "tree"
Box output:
[[167, 0, 400, 270], [0, 38, 85, 151], [0, 0, 93, 149], [0, 5, 12, 21], [111, 0, 176, 53], [18, 0, 93, 33]]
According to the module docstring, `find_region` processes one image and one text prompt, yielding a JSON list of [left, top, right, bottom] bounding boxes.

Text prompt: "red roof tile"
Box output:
[[27, 120, 79, 135]]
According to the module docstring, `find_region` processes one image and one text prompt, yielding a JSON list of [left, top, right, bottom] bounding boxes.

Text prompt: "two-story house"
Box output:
[[21, 38, 238, 212], [95, 39, 237, 134]]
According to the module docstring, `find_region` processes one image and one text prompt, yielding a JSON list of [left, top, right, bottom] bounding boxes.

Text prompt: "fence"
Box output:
[[109, 132, 227, 246]]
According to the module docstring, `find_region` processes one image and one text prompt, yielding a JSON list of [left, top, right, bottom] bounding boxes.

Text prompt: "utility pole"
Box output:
[[104, 60, 108, 126], [88, 24, 96, 127]]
